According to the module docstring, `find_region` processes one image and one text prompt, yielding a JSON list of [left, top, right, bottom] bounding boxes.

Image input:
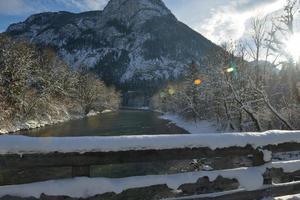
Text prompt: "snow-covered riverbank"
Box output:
[[160, 113, 218, 134], [0, 115, 81, 135], [0, 109, 112, 135]]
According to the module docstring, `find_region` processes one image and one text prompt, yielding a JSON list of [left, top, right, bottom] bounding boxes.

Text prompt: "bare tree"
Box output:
[[247, 16, 267, 85], [280, 0, 299, 34]]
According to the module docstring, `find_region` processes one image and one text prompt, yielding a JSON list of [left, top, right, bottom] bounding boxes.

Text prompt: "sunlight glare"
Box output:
[[285, 33, 300, 62]]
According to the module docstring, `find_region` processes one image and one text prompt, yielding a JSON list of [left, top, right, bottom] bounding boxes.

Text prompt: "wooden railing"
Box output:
[[0, 132, 300, 200]]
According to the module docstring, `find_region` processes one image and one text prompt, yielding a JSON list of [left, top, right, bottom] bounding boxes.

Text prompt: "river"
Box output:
[[20, 109, 189, 137]]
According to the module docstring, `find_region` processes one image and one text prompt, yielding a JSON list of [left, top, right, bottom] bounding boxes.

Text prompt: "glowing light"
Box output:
[[168, 88, 175, 95], [285, 33, 300, 61], [194, 79, 202, 85], [226, 67, 235, 73]]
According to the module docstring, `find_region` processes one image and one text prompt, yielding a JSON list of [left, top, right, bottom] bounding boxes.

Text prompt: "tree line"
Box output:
[[0, 34, 120, 132]]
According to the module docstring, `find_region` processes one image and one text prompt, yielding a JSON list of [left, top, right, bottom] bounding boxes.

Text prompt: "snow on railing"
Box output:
[[0, 130, 300, 200], [0, 130, 300, 154]]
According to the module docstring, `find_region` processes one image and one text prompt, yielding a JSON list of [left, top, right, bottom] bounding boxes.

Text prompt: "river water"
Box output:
[[21, 109, 189, 137]]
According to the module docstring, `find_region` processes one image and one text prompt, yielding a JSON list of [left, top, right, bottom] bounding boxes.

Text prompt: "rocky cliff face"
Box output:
[[6, 0, 219, 90]]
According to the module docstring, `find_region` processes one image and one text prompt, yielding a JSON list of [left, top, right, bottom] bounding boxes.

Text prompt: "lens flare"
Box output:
[[194, 79, 202, 85], [285, 33, 300, 62], [168, 88, 175, 95], [226, 67, 235, 73]]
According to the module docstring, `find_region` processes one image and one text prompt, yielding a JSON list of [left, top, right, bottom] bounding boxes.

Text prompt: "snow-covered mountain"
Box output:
[[6, 0, 219, 90]]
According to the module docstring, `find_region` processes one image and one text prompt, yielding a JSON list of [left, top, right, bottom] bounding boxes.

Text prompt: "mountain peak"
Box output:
[[103, 0, 173, 24], [5, 0, 219, 91], [105, 0, 166, 7]]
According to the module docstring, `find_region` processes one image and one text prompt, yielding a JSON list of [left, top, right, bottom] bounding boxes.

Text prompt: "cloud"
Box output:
[[198, 0, 286, 44], [0, 0, 32, 15], [0, 0, 290, 44], [62, 0, 109, 11], [0, 0, 109, 16]]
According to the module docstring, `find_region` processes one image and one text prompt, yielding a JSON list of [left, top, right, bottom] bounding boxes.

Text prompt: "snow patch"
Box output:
[[86, 110, 100, 117], [260, 149, 272, 162], [160, 113, 218, 134], [101, 109, 113, 114], [262, 194, 300, 200], [275, 194, 300, 200]]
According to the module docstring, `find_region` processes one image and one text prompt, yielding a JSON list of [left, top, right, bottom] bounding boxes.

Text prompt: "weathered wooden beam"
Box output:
[[0, 167, 72, 186], [0, 145, 264, 186], [264, 142, 300, 153], [72, 166, 90, 177], [0, 145, 264, 169], [1, 142, 299, 171]]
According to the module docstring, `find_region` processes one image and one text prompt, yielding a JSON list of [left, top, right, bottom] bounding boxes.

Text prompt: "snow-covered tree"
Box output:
[[0, 34, 121, 130]]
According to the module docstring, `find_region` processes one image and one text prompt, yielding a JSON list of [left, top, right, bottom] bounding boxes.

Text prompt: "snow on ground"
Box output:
[[0, 130, 300, 155], [0, 160, 299, 198], [0, 104, 81, 134], [136, 106, 150, 110], [275, 194, 300, 200], [86, 110, 101, 117], [0, 113, 79, 134], [121, 106, 150, 110], [263, 194, 300, 200], [160, 113, 218, 134]]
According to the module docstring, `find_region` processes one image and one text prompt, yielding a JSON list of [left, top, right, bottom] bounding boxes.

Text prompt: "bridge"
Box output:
[[0, 131, 300, 199]]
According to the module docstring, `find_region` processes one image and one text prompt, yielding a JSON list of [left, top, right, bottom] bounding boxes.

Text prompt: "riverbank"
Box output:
[[14, 110, 189, 137], [0, 109, 112, 135], [1, 108, 217, 136], [160, 113, 218, 134]]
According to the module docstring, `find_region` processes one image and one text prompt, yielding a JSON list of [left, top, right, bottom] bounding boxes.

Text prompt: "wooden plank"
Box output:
[[0, 167, 72, 186], [2, 142, 299, 171], [72, 166, 90, 177], [264, 142, 300, 153], [0, 145, 264, 169], [0, 145, 263, 186]]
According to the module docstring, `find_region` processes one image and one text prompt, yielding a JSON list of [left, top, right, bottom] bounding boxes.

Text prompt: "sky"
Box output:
[[0, 0, 297, 44]]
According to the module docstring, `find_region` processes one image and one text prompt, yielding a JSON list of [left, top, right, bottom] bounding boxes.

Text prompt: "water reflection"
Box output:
[[19, 109, 188, 137]]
